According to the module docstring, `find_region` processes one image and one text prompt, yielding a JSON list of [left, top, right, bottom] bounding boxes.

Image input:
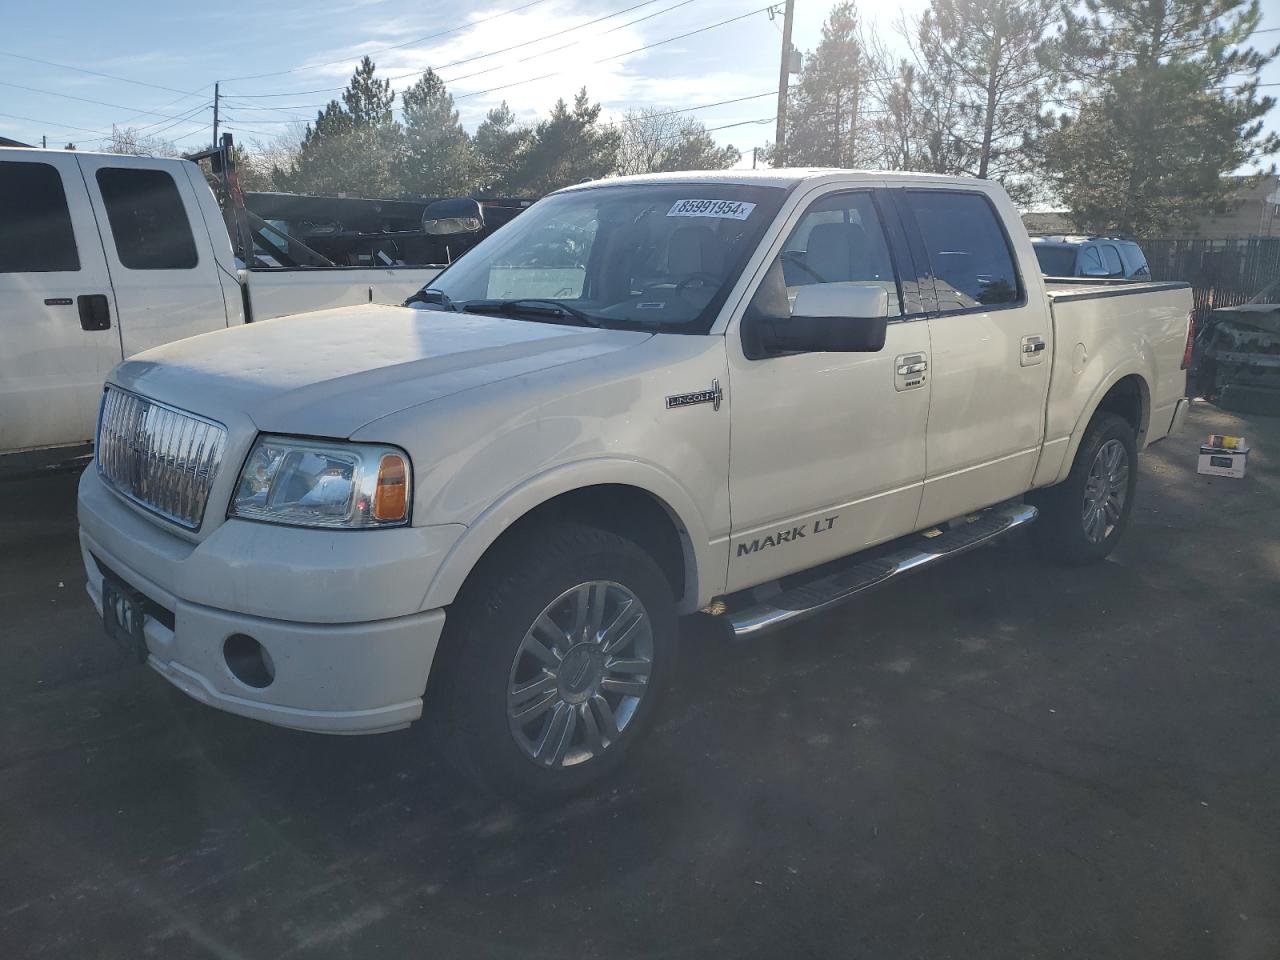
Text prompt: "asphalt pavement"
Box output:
[[2, 401, 1278, 960]]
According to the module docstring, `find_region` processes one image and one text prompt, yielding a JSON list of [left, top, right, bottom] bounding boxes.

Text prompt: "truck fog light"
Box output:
[[224, 634, 275, 689]]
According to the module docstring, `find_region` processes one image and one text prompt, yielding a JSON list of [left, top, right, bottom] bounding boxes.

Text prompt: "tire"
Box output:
[[1029, 412, 1138, 565], [430, 521, 677, 797]]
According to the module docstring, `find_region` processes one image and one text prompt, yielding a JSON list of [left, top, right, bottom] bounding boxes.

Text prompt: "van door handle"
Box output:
[[77, 294, 111, 331]]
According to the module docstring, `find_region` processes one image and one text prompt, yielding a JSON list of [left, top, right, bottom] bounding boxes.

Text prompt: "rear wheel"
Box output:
[[433, 522, 676, 796], [1030, 412, 1137, 565]]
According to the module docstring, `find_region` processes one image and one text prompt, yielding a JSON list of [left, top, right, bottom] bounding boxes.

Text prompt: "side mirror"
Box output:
[[423, 198, 484, 236], [742, 283, 889, 359]]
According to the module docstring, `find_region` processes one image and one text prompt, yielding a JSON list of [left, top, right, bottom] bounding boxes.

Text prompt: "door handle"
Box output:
[[1020, 335, 1047, 367], [78, 294, 111, 331], [894, 353, 929, 391]]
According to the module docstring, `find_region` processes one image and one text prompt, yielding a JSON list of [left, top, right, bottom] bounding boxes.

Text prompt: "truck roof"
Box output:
[[0, 145, 194, 162], [556, 168, 995, 193]]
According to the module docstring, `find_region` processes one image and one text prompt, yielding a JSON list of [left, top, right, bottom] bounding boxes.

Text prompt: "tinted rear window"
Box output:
[[96, 167, 198, 270], [1034, 245, 1077, 277], [905, 191, 1021, 310], [0, 160, 80, 273]]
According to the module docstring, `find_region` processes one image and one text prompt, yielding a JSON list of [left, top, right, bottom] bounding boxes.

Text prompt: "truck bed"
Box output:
[[1035, 279, 1192, 485], [242, 266, 442, 322]]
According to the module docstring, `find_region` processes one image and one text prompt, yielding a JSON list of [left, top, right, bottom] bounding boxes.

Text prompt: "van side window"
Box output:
[[904, 191, 1020, 311], [1101, 245, 1124, 277], [748, 191, 902, 319], [95, 168, 198, 270], [0, 161, 80, 273]]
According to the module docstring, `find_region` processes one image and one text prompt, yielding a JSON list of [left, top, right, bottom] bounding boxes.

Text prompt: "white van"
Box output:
[[0, 148, 441, 457]]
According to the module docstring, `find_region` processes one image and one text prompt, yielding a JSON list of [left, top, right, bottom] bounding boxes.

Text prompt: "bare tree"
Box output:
[[617, 109, 740, 175], [104, 126, 182, 158]]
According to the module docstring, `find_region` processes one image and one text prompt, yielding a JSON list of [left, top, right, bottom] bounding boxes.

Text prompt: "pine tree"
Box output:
[[472, 103, 533, 194], [281, 56, 403, 197], [504, 90, 621, 194], [1043, 0, 1278, 235], [397, 69, 476, 196], [914, 0, 1059, 200], [780, 2, 883, 168]]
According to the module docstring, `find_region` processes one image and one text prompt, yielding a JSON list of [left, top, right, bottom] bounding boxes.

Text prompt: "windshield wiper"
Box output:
[[460, 298, 601, 327], [404, 287, 458, 310]]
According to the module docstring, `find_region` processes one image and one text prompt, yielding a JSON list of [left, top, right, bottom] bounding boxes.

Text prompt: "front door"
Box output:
[[76, 154, 229, 359], [0, 153, 122, 453], [725, 187, 932, 593], [893, 188, 1052, 527]]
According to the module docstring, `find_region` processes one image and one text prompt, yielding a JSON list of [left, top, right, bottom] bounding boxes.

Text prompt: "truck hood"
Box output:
[[112, 304, 652, 438]]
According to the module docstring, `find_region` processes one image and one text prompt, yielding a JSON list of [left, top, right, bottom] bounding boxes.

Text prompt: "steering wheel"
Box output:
[[674, 272, 721, 298]]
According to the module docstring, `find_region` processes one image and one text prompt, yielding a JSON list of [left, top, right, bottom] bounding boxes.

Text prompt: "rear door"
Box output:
[[76, 155, 229, 358], [896, 187, 1052, 527], [0, 153, 122, 453]]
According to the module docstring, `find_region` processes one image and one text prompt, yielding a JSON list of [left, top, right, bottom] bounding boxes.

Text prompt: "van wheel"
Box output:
[[433, 522, 676, 796], [1030, 412, 1137, 565]]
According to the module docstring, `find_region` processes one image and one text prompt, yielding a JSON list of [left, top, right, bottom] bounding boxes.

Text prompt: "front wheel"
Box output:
[[432, 523, 677, 796], [1029, 412, 1138, 565]]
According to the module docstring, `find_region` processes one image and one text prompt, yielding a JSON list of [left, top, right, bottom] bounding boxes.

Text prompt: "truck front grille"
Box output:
[[96, 387, 227, 530]]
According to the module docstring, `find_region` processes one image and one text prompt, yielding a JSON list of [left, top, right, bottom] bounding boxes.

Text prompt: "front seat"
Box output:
[[667, 225, 724, 278], [804, 222, 869, 283]]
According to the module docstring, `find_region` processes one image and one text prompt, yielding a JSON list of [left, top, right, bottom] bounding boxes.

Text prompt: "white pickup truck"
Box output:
[[77, 169, 1193, 794], [0, 147, 441, 456]]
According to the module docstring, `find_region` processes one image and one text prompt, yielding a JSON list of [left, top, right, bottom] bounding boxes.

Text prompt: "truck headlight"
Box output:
[[230, 436, 411, 528]]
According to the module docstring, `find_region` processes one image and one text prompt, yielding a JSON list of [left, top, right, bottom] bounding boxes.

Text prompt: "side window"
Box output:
[[1101, 245, 1125, 277], [95, 168, 198, 270], [748, 191, 902, 318], [1078, 245, 1106, 277], [0, 161, 80, 273], [904, 191, 1020, 311]]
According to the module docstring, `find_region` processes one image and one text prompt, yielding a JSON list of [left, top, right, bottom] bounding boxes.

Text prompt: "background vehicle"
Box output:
[[0, 137, 530, 457], [77, 170, 1193, 796], [1193, 277, 1280, 413], [1031, 235, 1152, 279]]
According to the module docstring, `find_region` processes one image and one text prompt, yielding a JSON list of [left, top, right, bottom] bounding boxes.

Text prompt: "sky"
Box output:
[[0, 0, 1277, 170]]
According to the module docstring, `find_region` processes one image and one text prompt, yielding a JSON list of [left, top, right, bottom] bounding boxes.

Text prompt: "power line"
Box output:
[[219, 0, 557, 83], [225, 0, 686, 98], [0, 110, 111, 138], [0, 49, 205, 97], [453, 4, 776, 102], [0, 79, 212, 120], [139, 104, 214, 140], [223, 0, 708, 114], [432, 0, 681, 80], [219, 89, 780, 136], [441, 0, 703, 88]]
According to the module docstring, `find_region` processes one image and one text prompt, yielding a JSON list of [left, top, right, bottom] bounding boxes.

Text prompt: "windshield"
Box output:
[[416, 182, 788, 333], [1033, 244, 1078, 277]]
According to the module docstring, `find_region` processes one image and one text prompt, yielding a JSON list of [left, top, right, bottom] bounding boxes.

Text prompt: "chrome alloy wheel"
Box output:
[[506, 581, 654, 768], [1082, 438, 1130, 544]]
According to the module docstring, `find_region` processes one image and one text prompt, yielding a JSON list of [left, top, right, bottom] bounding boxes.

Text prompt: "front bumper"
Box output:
[[79, 468, 457, 735]]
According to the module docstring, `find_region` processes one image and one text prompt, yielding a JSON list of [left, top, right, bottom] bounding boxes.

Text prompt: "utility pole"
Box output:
[[212, 81, 220, 149], [773, 0, 795, 167], [752, 146, 758, 169], [42, 135, 47, 148]]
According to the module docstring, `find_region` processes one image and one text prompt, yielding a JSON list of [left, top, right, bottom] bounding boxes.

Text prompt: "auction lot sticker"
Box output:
[[667, 199, 756, 220]]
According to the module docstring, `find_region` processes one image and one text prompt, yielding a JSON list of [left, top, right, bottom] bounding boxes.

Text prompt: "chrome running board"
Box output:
[[726, 502, 1038, 638]]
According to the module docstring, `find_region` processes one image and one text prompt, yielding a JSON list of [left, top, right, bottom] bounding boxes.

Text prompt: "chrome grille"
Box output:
[[96, 387, 227, 530]]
